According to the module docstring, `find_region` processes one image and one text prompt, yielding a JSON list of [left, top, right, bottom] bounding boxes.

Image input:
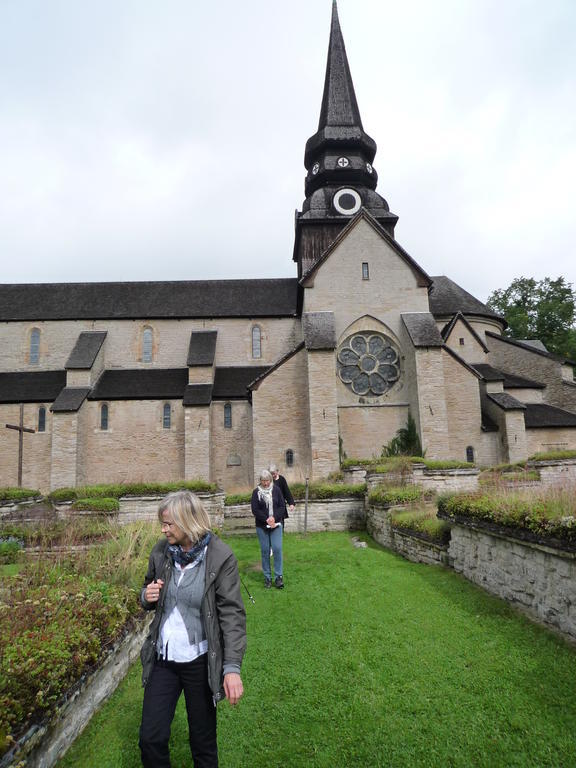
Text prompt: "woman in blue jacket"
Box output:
[[251, 469, 286, 589]]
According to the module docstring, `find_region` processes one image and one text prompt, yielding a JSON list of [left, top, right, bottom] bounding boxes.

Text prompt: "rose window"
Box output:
[[337, 333, 400, 396]]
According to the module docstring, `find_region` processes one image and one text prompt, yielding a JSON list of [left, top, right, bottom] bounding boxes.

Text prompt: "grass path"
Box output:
[[60, 533, 576, 767]]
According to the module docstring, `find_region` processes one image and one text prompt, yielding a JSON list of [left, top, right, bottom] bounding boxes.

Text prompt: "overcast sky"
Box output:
[[1, 0, 574, 303]]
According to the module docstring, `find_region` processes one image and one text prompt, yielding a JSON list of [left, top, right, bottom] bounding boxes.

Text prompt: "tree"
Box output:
[[486, 277, 576, 360], [382, 412, 423, 458]]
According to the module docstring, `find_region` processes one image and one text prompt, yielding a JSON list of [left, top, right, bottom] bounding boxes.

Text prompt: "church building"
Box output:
[[2, 2, 576, 492]]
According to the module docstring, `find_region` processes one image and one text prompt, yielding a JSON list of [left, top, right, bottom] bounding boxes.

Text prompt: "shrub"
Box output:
[[528, 450, 576, 462], [71, 498, 120, 514], [290, 483, 366, 501], [437, 490, 576, 545], [0, 488, 40, 502], [382, 412, 423, 458], [224, 493, 252, 506], [368, 486, 427, 506], [391, 508, 451, 545], [0, 538, 23, 564]]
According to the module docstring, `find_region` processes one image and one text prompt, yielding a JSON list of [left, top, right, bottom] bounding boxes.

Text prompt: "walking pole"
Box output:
[[240, 575, 255, 605], [304, 477, 309, 535]]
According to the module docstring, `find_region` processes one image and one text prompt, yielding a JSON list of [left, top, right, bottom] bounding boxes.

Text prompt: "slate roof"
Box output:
[[0, 371, 66, 404], [66, 331, 107, 369], [182, 384, 213, 407], [429, 277, 504, 322], [0, 279, 299, 321], [213, 367, 269, 400], [487, 392, 526, 410], [524, 404, 576, 428], [470, 364, 505, 382], [88, 369, 189, 400], [302, 312, 336, 350], [187, 331, 217, 366], [402, 313, 443, 348], [51, 387, 91, 413]]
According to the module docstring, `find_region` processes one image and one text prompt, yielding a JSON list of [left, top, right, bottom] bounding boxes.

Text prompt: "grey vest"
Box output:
[[157, 559, 207, 654]]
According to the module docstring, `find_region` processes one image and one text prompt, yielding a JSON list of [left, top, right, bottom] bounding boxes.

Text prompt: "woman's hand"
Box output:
[[223, 672, 244, 706], [144, 579, 164, 602], [266, 516, 276, 527]]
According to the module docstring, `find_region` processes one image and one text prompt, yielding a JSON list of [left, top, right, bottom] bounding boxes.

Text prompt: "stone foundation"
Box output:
[[222, 498, 366, 535]]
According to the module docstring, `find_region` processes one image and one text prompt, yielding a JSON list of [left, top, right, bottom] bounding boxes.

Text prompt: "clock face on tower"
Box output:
[[333, 188, 361, 215]]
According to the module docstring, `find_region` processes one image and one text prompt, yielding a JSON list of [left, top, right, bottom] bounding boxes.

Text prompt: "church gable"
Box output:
[[442, 312, 489, 363], [301, 214, 430, 340]]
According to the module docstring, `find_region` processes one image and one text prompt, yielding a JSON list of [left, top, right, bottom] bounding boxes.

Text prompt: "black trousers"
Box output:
[[139, 655, 218, 768]]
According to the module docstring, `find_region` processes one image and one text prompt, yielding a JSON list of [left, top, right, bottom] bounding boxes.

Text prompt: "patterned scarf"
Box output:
[[168, 532, 211, 567], [257, 484, 274, 515]]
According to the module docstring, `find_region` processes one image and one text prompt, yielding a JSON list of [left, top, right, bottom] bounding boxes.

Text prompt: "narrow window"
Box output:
[[251, 325, 261, 359], [224, 402, 232, 429], [38, 406, 46, 433], [466, 446, 475, 463], [362, 262, 370, 280], [100, 403, 109, 431], [459, 337, 465, 346], [142, 327, 153, 363], [285, 449, 294, 467], [30, 327, 40, 364], [163, 403, 171, 429]]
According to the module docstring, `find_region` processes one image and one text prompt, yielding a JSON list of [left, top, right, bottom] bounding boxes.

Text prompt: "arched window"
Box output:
[[100, 403, 109, 431], [224, 402, 232, 429], [142, 327, 153, 363], [285, 449, 294, 467], [466, 446, 475, 463], [163, 403, 171, 429], [38, 406, 46, 433], [251, 325, 261, 359], [30, 328, 40, 364]]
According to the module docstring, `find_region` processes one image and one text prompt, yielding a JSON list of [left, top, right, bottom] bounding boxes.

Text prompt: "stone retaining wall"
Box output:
[[366, 505, 449, 566], [528, 459, 576, 488], [223, 498, 366, 535], [447, 522, 576, 642], [364, 466, 479, 493], [1, 619, 150, 768]]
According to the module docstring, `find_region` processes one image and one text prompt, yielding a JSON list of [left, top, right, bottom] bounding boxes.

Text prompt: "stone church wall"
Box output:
[[252, 346, 312, 487], [525, 427, 576, 457], [338, 404, 408, 461], [487, 335, 576, 412], [78, 400, 185, 486], [210, 401, 254, 491], [302, 218, 429, 344], [442, 350, 485, 463], [0, 316, 302, 373], [0, 403, 53, 490]]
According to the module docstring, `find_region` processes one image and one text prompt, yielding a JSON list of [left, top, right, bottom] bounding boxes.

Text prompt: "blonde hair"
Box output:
[[157, 491, 212, 543]]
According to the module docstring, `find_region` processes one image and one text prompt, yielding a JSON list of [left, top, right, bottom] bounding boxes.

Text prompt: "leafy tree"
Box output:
[[486, 277, 576, 360]]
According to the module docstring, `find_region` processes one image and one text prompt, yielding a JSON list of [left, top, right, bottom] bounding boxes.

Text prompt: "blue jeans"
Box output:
[[256, 525, 283, 580]]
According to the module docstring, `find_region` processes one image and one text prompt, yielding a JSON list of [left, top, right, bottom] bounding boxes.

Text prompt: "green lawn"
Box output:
[[60, 533, 576, 768]]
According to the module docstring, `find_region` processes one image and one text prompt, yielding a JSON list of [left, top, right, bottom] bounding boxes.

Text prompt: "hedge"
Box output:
[[0, 488, 40, 502], [368, 486, 428, 506], [48, 480, 218, 503], [390, 508, 451, 545], [71, 498, 120, 514]]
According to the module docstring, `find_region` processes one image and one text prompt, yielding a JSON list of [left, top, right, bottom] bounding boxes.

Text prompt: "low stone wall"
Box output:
[[528, 459, 576, 488], [223, 498, 366, 535], [411, 466, 479, 492], [447, 520, 576, 642], [366, 505, 449, 566], [365, 466, 479, 493], [1, 619, 150, 768]]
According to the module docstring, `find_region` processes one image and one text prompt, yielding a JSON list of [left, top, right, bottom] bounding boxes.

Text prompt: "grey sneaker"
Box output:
[[264, 578, 272, 589], [274, 576, 284, 589]]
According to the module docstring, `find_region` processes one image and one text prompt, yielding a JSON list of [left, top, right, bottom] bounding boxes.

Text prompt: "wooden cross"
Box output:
[[5, 403, 35, 487]]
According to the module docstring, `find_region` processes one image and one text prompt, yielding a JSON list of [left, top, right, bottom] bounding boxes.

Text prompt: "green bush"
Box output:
[[368, 486, 427, 506], [290, 482, 366, 500], [71, 498, 120, 513], [0, 538, 23, 564], [437, 492, 576, 545], [528, 450, 576, 462], [224, 493, 252, 506], [391, 508, 451, 545], [0, 487, 40, 502], [48, 480, 218, 503]]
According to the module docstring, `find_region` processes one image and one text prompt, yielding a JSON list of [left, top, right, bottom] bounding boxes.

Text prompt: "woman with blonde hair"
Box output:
[[139, 490, 246, 767], [251, 469, 286, 589]]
